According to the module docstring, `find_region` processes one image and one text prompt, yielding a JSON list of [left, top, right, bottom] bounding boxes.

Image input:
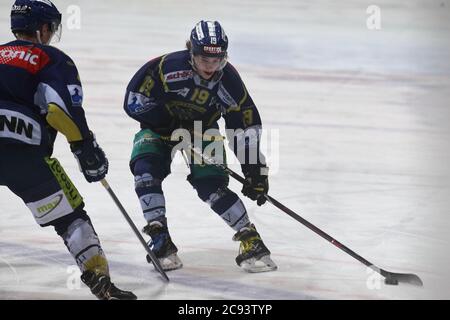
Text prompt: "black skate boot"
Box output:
[[233, 224, 277, 273], [81, 271, 137, 300], [142, 221, 183, 271]]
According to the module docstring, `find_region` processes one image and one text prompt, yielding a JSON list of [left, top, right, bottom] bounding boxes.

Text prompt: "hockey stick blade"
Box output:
[[145, 250, 171, 280], [381, 269, 423, 286]]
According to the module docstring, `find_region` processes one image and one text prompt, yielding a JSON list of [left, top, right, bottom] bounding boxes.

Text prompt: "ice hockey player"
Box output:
[[123, 20, 277, 273], [0, 0, 136, 300]]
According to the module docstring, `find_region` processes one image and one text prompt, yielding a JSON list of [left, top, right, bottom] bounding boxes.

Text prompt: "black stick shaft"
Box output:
[[190, 147, 387, 277], [222, 166, 377, 269]]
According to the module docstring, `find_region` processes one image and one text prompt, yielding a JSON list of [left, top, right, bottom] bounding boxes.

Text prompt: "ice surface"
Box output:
[[1, 0, 450, 299]]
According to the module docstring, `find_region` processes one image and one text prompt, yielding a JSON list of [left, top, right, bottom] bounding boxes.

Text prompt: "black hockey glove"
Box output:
[[70, 132, 108, 183], [241, 164, 269, 206]]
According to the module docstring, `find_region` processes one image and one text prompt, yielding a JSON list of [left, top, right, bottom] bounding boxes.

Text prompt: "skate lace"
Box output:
[[149, 232, 167, 251]]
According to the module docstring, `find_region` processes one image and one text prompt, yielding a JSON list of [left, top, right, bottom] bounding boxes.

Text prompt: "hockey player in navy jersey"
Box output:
[[124, 20, 277, 273], [0, 0, 136, 300]]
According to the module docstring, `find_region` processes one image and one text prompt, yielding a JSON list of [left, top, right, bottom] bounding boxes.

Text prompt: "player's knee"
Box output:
[[134, 172, 162, 193], [132, 156, 169, 179], [50, 206, 90, 236], [132, 157, 167, 221], [189, 176, 236, 208], [132, 157, 167, 194], [191, 178, 249, 230]]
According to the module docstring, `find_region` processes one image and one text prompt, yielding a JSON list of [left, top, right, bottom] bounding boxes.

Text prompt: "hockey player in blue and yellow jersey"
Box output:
[[0, 0, 136, 300], [124, 20, 277, 273]]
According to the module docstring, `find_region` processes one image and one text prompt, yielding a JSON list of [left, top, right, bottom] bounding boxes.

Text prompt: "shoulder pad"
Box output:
[[159, 50, 193, 90], [217, 62, 247, 112]]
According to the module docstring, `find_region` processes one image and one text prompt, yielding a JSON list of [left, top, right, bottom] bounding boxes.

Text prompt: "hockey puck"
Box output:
[[384, 278, 399, 285]]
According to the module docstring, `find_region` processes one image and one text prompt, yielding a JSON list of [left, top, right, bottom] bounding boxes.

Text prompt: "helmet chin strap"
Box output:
[[36, 30, 43, 44], [36, 30, 53, 45]]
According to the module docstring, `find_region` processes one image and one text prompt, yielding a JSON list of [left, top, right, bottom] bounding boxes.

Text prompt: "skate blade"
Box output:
[[159, 253, 183, 271], [240, 255, 278, 273]]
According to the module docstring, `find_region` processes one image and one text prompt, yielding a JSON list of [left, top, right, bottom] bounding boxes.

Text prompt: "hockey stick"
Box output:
[[187, 146, 423, 287], [100, 178, 170, 283]]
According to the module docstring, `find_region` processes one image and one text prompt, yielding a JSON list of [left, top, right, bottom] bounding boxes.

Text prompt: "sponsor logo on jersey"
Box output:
[[36, 195, 63, 218], [0, 46, 50, 74], [172, 87, 190, 97], [0, 48, 39, 65], [0, 109, 41, 145], [127, 92, 155, 115], [203, 46, 222, 54], [46, 158, 83, 208], [164, 70, 193, 83], [67, 85, 83, 106], [26, 188, 75, 225]]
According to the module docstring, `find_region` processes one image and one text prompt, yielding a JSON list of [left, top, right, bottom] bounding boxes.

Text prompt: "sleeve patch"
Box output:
[[67, 85, 83, 107], [127, 92, 155, 115]]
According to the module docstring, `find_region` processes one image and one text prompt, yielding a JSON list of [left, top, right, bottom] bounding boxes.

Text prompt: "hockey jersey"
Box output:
[[0, 40, 90, 149], [124, 50, 262, 134], [124, 50, 266, 164]]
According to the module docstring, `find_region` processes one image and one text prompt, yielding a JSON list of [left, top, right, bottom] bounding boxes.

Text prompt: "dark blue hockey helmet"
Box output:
[[190, 20, 228, 58], [11, 0, 62, 40]]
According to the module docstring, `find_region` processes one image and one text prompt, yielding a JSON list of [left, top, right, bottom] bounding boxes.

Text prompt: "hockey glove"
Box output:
[[70, 132, 108, 183], [241, 165, 269, 206]]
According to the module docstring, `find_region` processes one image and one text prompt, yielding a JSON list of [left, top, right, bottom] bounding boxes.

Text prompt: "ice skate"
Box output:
[[142, 221, 183, 271], [233, 224, 277, 273], [81, 270, 137, 300]]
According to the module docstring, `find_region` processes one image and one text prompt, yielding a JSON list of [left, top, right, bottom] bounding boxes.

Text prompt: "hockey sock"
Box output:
[[135, 173, 166, 222], [208, 188, 250, 231], [61, 218, 109, 275]]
